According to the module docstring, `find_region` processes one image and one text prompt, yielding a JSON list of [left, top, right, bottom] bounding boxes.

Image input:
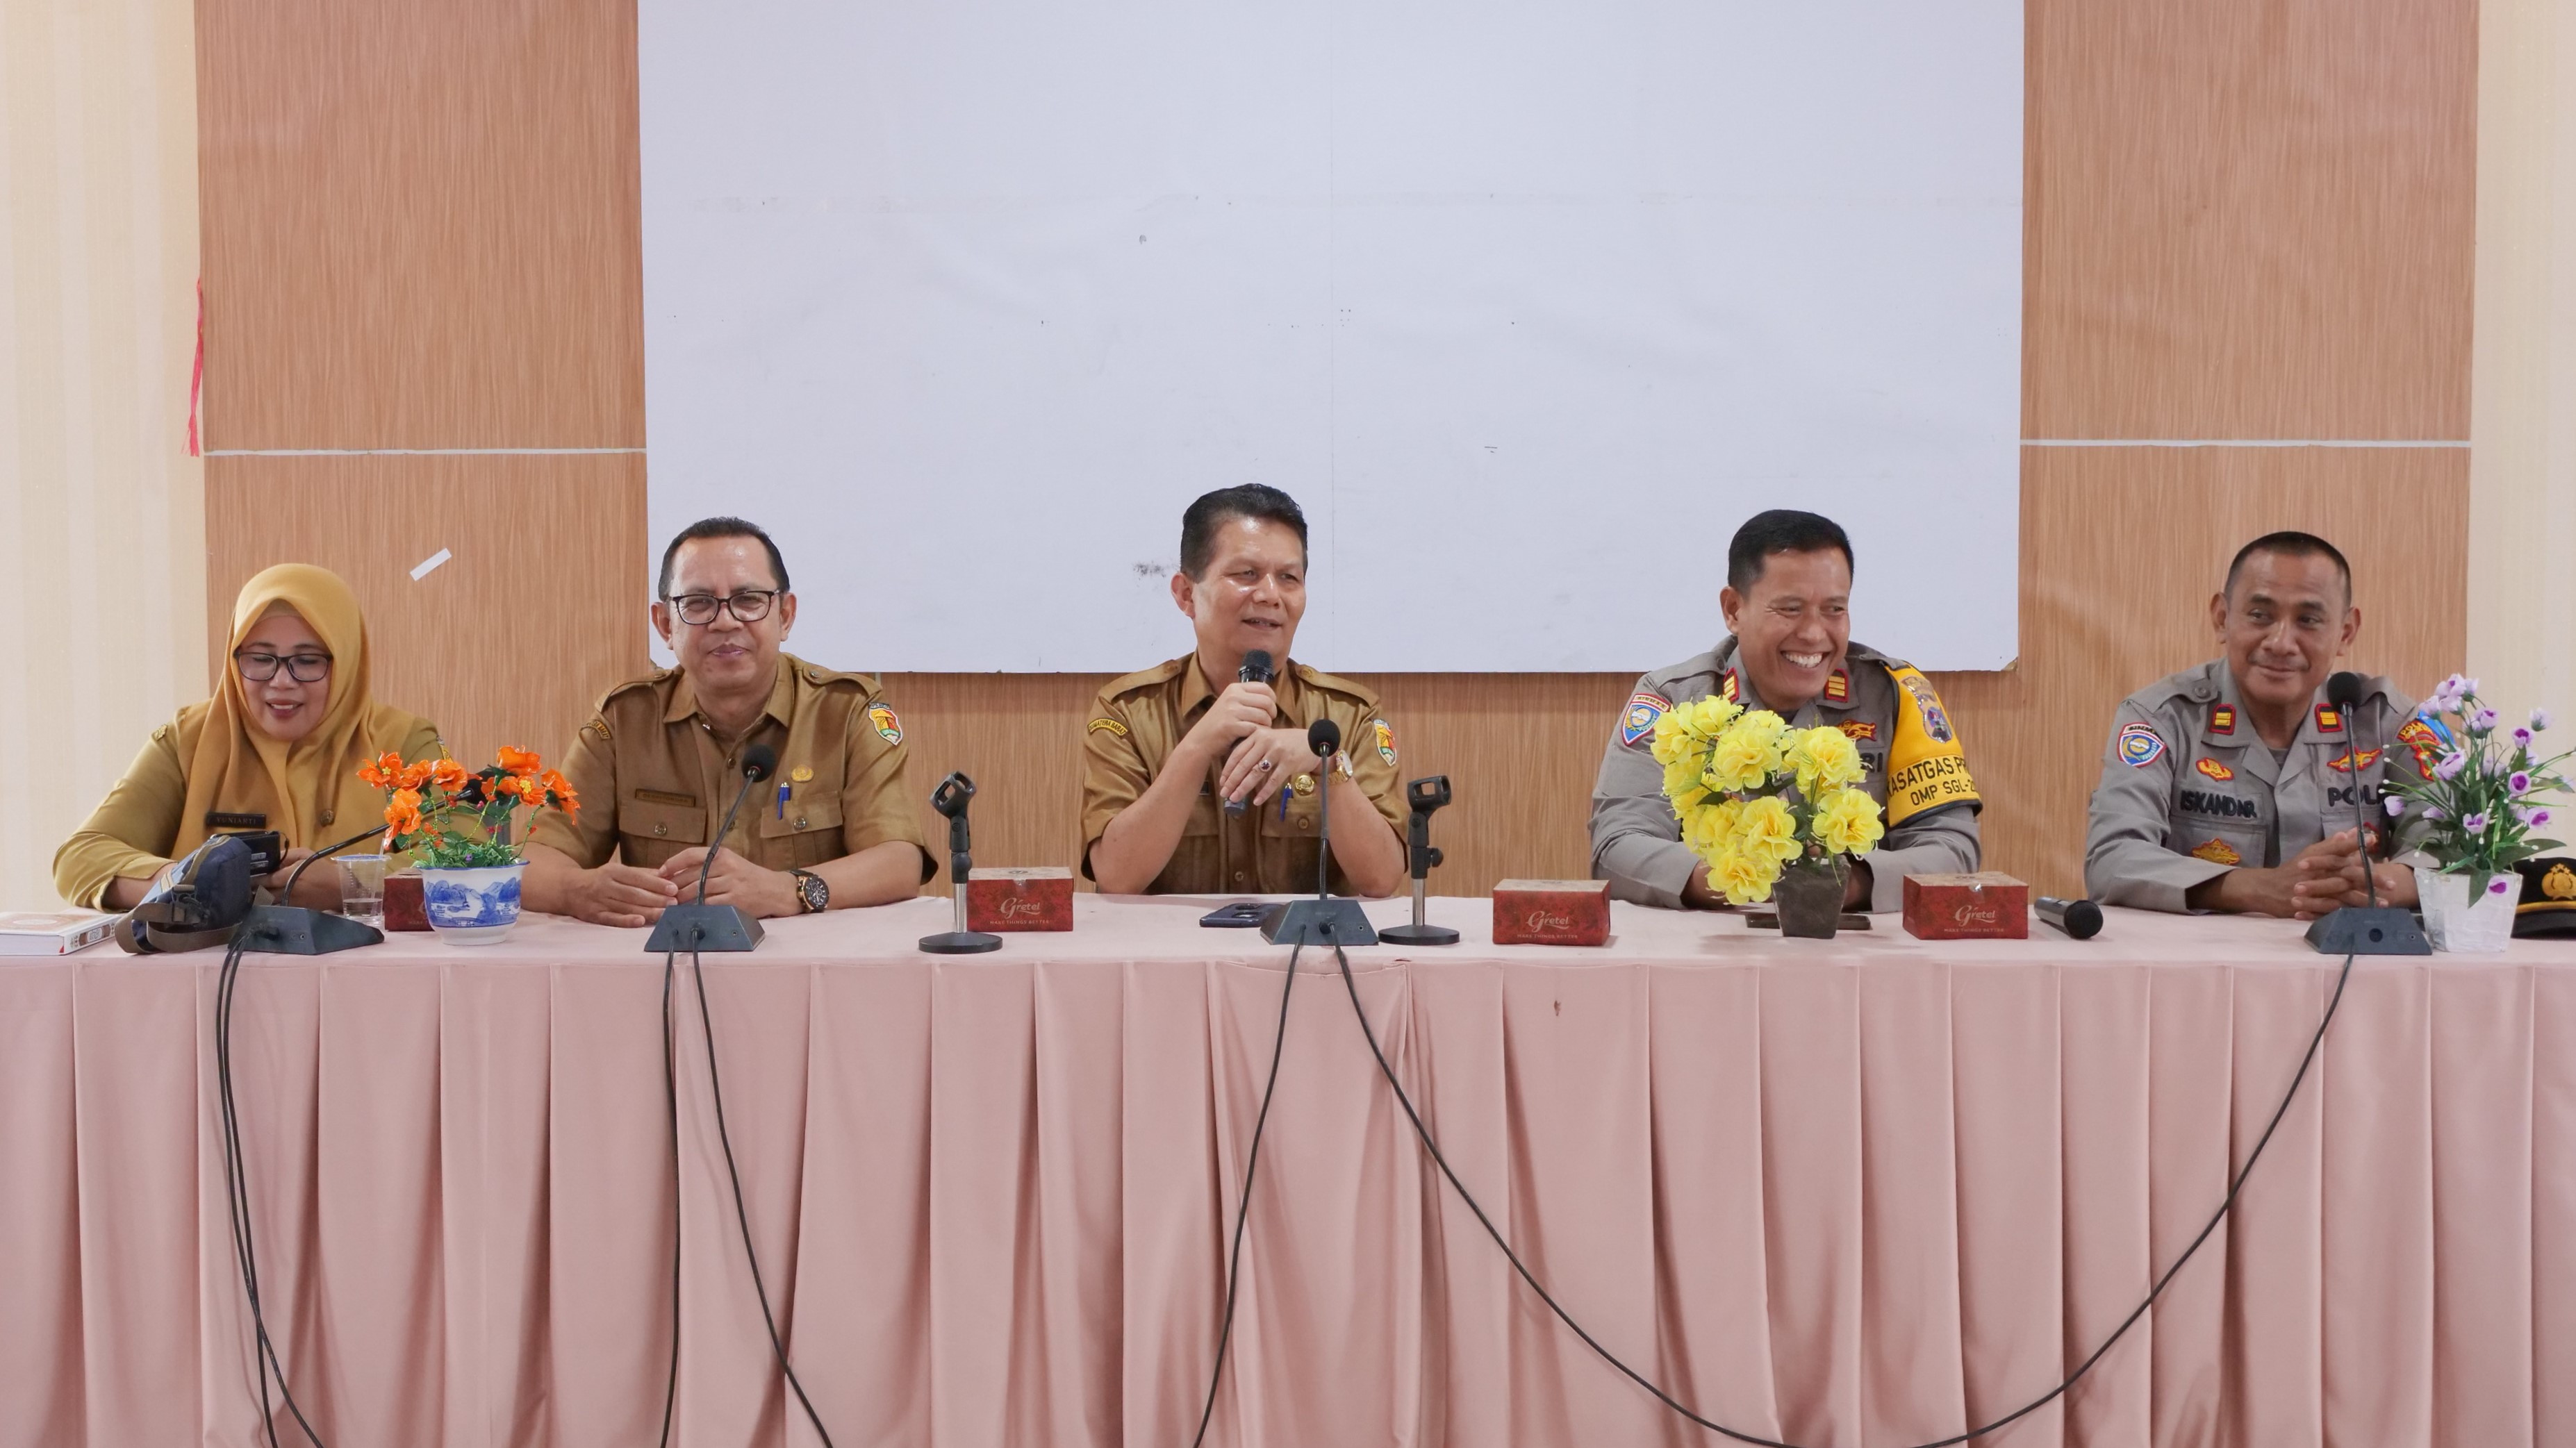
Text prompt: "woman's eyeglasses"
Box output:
[[236, 651, 332, 683], [668, 590, 779, 625]]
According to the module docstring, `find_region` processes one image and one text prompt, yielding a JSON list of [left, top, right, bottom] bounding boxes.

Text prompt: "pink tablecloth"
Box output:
[[3, 897, 2573, 1448]]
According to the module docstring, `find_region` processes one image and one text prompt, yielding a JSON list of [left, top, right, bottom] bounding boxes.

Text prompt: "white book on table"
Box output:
[[0, 911, 120, 957]]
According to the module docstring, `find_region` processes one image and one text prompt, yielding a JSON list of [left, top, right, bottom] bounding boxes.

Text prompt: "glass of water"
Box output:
[[338, 854, 389, 928]]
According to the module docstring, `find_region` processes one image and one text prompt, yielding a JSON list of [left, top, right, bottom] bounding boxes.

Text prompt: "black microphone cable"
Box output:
[[1187, 941, 1305, 1448], [214, 931, 331, 1448], [657, 944, 682, 1448], [1329, 939, 2361, 1448]]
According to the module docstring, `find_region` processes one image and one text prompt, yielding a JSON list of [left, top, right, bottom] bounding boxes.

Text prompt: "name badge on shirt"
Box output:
[[205, 810, 267, 830]]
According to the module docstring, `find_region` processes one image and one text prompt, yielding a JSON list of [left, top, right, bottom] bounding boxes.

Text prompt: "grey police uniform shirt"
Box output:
[[2083, 660, 2431, 912], [1590, 638, 1984, 913]]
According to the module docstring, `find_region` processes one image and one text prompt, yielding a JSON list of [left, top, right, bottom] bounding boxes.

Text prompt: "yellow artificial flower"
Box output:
[[1789, 726, 1867, 797], [1685, 695, 1743, 737], [1810, 786, 1886, 856], [1708, 847, 1783, 907], [1683, 798, 1743, 858], [1704, 713, 1789, 793], [1650, 710, 1701, 767], [1732, 794, 1804, 866]]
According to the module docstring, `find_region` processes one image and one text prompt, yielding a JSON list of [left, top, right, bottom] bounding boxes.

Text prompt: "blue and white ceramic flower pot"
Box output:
[[418, 863, 527, 945]]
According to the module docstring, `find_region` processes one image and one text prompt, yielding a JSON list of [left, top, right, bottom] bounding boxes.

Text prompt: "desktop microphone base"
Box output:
[[645, 905, 765, 954], [919, 930, 1002, 955], [2304, 906, 2430, 956], [1379, 922, 1460, 946], [1261, 897, 1380, 947], [238, 906, 383, 955]]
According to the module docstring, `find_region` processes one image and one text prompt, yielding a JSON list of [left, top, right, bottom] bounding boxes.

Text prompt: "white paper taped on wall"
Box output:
[[409, 549, 453, 582]]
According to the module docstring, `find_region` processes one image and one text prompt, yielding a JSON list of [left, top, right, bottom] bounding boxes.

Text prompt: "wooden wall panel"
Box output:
[[195, 0, 642, 447], [2024, 0, 2477, 438], [203, 455, 650, 769]]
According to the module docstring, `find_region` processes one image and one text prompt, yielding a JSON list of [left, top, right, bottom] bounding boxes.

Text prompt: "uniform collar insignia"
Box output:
[[1822, 667, 1849, 705], [1720, 668, 1739, 703], [2314, 701, 2345, 735], [2208, 701, 2235, 736]]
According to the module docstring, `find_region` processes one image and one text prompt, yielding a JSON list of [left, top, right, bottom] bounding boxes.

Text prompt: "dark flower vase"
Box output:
[[1772, 860, 1847, 939]]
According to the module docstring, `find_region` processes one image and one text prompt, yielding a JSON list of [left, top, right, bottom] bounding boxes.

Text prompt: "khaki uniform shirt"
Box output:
[[1080, 655, 1407, 896], [1590, 638, 1983, 913], [531, 654, 931, 880], [2085, 660, 2432, 912]]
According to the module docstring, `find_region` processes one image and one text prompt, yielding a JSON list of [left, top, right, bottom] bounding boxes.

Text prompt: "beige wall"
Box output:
[[2472, 0, 2576, 760], [0, 0, 204, 909]]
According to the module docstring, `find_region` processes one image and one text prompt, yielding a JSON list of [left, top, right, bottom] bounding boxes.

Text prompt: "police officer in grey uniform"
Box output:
[[1591, 510, 1983, 913], [2086, 531, 2432, 916]]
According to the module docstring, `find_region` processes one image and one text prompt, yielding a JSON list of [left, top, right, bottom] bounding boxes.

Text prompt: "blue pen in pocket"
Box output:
[[777, 782, 789, 819]]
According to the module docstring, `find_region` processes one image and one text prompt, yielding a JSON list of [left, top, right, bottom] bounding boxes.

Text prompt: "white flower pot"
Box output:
[[417, 863, 527, 945], [2416, 866, 2518, 953]]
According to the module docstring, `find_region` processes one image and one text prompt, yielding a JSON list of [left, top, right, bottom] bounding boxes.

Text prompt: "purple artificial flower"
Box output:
[[2470, 707, 2500, 734], [2515, 726, 2535, 747], [2534, 708, 2553, 732], [2385, 794, 2407, 817], [2425, 806, 2446, 822], [2491, 877, 2515, 896], [2511, 771, 2533, 794], [2520, 806, 2554, 829], [2434, 751, 2471, 781], [2463, 812, 2490, 833]]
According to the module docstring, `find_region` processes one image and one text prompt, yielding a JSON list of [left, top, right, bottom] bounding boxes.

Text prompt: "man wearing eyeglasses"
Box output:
[[523, 517, 932, 926]]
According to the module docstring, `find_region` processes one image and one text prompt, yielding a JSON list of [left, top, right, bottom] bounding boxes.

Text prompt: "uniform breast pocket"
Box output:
[[618, 798, 707, 869], [2173, 784, 2267, 867], [758, 796, 845, 868]]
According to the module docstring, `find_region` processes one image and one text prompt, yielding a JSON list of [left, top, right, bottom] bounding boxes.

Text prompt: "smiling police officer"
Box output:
[[2084, 531, 2435, 917]]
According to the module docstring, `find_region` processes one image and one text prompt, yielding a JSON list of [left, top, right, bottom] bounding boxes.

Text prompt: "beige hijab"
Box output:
[[171, 565, 425, 854]]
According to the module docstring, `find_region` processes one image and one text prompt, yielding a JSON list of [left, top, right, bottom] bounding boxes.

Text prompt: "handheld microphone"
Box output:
[[239, 822, 408, 954], [920, 772, 1001, 954], [1380, 776, 1459, 947], [2035, 896, 2102, 940], [1223, 650, 1280, 817], [643, 742, 777, 953], [2304, 669, 2429, 955]]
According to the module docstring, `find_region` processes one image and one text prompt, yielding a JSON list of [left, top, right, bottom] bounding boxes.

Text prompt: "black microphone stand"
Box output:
[[920, 772, 1001, 954], [2304, 673, 2429, 955], [644, 749, 775, 953], [1380, 775, 1459, 946], [240, 824, 398, 955], [1260, 719, 1379, 946]]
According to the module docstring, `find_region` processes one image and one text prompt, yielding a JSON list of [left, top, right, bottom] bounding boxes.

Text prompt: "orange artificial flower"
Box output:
[[496, 745, 542, 779], [493, 774, 528, 799], [397, 759, 433, 791], [539, 768, 578, 815], [384, 787, 424, 838], [358, 751, 405, 788], [428, 758, 470, 793]]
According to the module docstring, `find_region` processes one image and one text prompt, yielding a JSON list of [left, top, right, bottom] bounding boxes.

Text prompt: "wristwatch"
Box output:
[[1330, 749, 1355, 782], [790, 867, 829, 915]]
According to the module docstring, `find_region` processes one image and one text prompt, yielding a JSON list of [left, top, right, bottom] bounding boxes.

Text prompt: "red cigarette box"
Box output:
[[1901, 872, 2030, 940], [966, 867, 1074, 932], [1492, 879, 1612, 947], [383, 872, 430, 932]]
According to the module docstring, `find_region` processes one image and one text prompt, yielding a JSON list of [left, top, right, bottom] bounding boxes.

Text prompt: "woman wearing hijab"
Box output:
[[53, 564, 441, 910]]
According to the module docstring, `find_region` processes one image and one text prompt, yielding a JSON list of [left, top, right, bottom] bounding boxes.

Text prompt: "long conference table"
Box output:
[[3, 894, 2573, 1448]]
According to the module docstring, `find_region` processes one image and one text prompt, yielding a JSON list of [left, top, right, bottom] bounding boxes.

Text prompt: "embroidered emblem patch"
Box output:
[[1720, 670, 1739, 704], [2194, 758, 2234, 781], [1839, 720, 1879, 742], [1822, 669, 1849, 704], [1619, 692, 1670, 747], [2397, 717, 2445, 779], [2117, 722, 2168, 768], [1088, 717, 1129, 738], [866, 702, 903, 744], [2190, 838, 2242, 866], [2326, 748, 2383, 774], [2314, 703, 2344, 735], [790, 765, 814, 783], [1371, 717, 1398, 765], [1898, 671, 1955, 744], [2208, 703, 2236, 736], [2546, 863, 2576, 902], [581, 715, 613, 745]]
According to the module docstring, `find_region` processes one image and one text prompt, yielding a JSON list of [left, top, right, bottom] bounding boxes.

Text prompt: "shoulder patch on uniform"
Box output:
[[1088, 716, 1129, 738], [2396, 717, 2447, 779], [580, 714, 612, 745], [2190, 838, 2242, 867], [2326, 747, 2382, 774], [1838, 719, 1879, 742], [1619, 692, 1670, 747], [1885, 665, 1977, 824], [2314, 702, 2344, 735], [1893, 669, 1955, 743], [1371, 717, 1397, 765], [1720, 669, 1740, 703], [866, 701, 903, 744], [2118, 722, 2168, 768], [1822, 669, 1849, 704], [2208, 703, 2236, 735], [2194, 757, 2234, 781]]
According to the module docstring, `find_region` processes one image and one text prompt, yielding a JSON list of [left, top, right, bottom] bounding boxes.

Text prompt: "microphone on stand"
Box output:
[[2304, 670, 2429, 956], [1380, 776, 1460, 946], [643, 742, 777, 953], [1260, 718, 1379, 946], [1223, 649, 1277, 817], [919, 772, 1002, 955], [240, 823, 404, 955]]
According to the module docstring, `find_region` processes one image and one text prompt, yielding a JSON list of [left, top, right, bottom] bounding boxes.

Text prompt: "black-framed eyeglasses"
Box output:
[[236, 650, 333, 683], [668, 590, 779, 626]]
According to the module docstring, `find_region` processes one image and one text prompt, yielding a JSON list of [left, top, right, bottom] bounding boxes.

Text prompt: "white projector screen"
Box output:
[[638, 0, 2023, 673]]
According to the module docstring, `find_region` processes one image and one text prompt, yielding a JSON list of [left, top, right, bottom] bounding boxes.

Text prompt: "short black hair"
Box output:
[[1179, 485, 1308, 580], [2224, 531, 2351, 602], [1726, 509, 1855, 592], [658, 516, 790, 599]]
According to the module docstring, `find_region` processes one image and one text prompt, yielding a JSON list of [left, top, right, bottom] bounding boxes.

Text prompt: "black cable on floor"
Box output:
[[1188, 941, 1305, 1448], [1330, 940, 2360, 1448], [215, 934, 331, 1448], [659, 947, 682, 1448], [687, 946, 839, 1447]]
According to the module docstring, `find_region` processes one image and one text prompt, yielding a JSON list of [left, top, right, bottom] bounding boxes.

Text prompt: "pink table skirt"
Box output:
[[3, 896, 2573, 1448]]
